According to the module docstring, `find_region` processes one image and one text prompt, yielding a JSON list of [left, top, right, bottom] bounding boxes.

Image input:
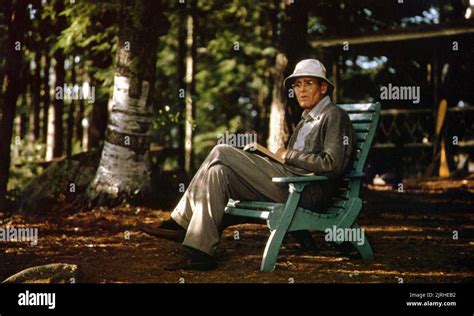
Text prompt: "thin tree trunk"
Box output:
[[88, 0, 163, 205], [86, 90, 108, 150], [74, 61, 85, 150], [87, 57, 109, 150], [0, 0, 28, 210], [32, 52, 42, 140], [45, 56, 57, 161], [19, 64, 29, 139], [52, 52, 65, 158], [256, 88, 269, 146], [66, 57, 75, 158], [77, 101, 86, 151], [41, 54, 51, 145], [45, 101, 55, 160], [19, 113, 28, 139], [13, 116, 21, 160], [52, 0, 66, 158], [184, 0, 197, 174], [176, 3, 186, 171]]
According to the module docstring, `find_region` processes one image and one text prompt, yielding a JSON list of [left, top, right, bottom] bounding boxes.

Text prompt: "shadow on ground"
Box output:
[[1, 179, 473, 283]]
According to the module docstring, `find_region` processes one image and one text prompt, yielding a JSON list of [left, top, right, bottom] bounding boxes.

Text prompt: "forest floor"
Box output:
[[1, 178, 473, 283]]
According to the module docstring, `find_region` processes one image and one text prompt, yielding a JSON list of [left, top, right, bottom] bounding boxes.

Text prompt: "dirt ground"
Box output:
[[1, 178, 473, 283]]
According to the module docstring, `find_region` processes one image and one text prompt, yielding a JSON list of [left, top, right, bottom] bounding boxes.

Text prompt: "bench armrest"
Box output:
[[272, 175, 329, 183], [272, 172, 365, 184]]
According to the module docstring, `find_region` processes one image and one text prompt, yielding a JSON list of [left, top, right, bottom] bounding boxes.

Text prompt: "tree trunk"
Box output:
[[0, 0, 28, 210], [256, 88, 269, 146], [66, 57, 76, 158], [176, 3, 186, 171], [74, 62, 85, 151], [184, 0, 197, 174], [31, 52, 42, 140], [86, 93, 108, 150], [51, 0, 66, 158], [52, 52, 65, 158], [65, 98, 74, 158], [88, 0, 163, 206], [76, 100, 85, 150], [267, 0, 309, 151], [19, 63, 29, 139], [267, 53, 289, 152], [86, 55, 110, 150], [41, 54, 51, 145], [45, 101, 55, 161]]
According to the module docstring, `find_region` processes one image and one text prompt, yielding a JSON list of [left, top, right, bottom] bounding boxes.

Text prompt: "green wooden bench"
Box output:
[[225, 102, 381, 271]]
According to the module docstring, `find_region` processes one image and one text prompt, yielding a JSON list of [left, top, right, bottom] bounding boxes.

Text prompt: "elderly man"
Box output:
[[147, 59, 354, 270]]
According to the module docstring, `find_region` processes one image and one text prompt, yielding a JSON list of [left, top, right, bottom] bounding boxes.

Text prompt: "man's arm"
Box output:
[[282, 110, 354, 178]]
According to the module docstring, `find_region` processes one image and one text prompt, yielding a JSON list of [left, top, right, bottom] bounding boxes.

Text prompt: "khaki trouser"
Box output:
[[171, 144, 322, 255]]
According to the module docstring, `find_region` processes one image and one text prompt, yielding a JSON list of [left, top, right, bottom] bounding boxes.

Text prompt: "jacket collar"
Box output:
[[301, 96, 332, 122]]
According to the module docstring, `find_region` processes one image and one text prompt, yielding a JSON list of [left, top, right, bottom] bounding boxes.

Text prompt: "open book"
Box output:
[[243, 142, 285, 164]]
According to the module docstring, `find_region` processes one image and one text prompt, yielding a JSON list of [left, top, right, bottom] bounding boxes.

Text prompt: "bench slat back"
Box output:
[[336, 102, 381, 198], [338, 102, 381, 175]]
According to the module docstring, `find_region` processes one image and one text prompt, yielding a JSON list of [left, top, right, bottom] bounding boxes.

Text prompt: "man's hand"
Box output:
[[274, 148, 288, 161]]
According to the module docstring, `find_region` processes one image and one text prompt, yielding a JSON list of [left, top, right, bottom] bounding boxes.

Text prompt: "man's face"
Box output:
[[293, 76, 328, 111]]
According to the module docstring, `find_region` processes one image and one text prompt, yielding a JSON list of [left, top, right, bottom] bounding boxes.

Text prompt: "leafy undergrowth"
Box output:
[[0, 178, 473, 283]]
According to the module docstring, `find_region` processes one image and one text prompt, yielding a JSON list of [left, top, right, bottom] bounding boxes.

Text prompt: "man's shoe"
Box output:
[[166, 247, 217, 271], [137, 219, 186, 243], [159, 218, 184, 231]]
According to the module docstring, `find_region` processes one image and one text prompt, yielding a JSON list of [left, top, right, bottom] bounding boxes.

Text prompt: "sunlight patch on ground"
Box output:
[[364, 226, 424, 232], [291, 255, 348, 262], [320, 268, 474, 278], [378, 235, 448, 241]]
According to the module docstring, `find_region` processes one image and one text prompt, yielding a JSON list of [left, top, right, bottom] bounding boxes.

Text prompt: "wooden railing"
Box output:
[[373, 106, 474, 149]]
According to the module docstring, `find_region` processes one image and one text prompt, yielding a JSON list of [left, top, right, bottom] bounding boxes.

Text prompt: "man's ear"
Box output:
[[320, 81, 328, 94]]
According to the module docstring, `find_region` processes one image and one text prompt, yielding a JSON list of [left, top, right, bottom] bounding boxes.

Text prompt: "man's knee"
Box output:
[[207, 163, 230, 177], [209, 144, 239, 162]]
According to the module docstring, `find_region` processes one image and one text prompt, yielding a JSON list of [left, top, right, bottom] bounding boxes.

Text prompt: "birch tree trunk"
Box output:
[[87, 0, 162, 205], [267, 53, 289, 152], [267, 0, 309, 152]]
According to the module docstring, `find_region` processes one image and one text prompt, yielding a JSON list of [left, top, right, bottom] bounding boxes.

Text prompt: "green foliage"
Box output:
[[8, 139, 45, 191], [194, 115, 243, 162], [152, 0, 278, 166], [3, 0, 470, 187], [149, 0, 469, 168]]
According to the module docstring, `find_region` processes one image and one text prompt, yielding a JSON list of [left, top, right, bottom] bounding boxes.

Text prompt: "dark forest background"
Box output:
[[0, 0, 473, 212]]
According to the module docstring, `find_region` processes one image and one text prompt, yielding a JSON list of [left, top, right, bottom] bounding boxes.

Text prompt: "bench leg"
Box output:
[[260, 183, 305, 271], [260, 227, 286, 272], [350, 222, 374, 260]]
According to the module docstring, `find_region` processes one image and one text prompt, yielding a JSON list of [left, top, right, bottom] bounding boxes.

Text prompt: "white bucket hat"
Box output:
[[284, 59, 334, 94]]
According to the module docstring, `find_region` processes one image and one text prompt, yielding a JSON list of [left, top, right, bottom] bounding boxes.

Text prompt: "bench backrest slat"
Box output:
[[337, 103, 381, 198], [338, 102, 381, 175]]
